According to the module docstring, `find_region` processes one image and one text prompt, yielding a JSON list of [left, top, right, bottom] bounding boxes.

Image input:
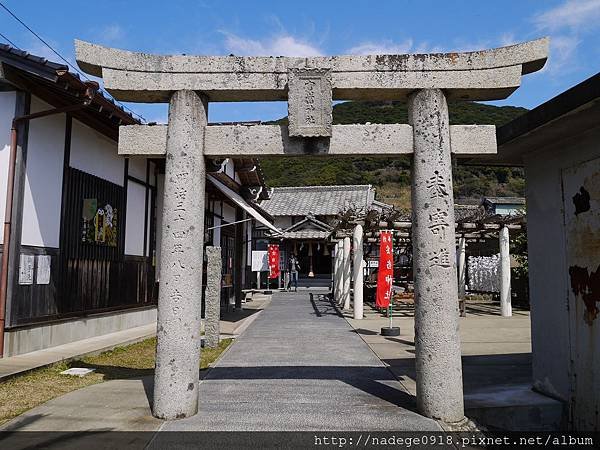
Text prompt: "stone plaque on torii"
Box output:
[[74, 37, 548, 423]]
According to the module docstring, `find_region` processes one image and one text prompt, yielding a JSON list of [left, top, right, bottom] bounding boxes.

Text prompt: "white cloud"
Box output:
[[346, 39, 441, 55], [548, 34, 581, 71], [100, 24, 125, 43], [499, 32, 517, 47], [530, 0, 600, 74], [534, 0, 600, 31], [346, 39, 414, 55], [222, 32, 323, 56], [26, 41, 63, 62]]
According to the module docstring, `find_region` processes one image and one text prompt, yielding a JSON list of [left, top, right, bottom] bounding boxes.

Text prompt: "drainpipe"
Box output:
[[0, 85, 96, 357]]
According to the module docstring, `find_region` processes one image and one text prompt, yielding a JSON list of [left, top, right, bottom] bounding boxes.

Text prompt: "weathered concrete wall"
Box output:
[[3, 307, 157, 356], [525, 125, 600, 430]]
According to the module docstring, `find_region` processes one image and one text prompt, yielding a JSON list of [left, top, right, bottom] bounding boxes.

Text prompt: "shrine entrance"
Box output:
[[74, 37, 548, 423]]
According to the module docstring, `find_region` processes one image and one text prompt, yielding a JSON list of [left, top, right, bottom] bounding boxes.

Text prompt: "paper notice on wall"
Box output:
[[251, 251, 268, 272], [36, 255, 51, 285], [18, 254, 35, 285]]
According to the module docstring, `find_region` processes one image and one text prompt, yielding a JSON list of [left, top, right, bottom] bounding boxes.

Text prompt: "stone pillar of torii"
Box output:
[[74, 37, 547, 423]]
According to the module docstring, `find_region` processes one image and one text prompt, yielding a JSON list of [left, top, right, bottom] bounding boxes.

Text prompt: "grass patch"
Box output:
[[0, 337, 232, 426]]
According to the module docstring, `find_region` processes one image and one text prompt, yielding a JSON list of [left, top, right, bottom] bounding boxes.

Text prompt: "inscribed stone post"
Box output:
[[205, 246, 222, 348], [409, 89, 464, 423], [153, 90, 207, 420]]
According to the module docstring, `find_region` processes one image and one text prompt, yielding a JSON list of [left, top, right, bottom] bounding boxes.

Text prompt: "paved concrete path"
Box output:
[[1, 290, 439, 438], [163, 290, 440, 431]]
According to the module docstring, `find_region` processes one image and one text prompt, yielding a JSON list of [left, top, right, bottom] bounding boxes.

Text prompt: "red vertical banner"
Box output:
[[376, 231, 394, 308], [268, 244, 280, 279]]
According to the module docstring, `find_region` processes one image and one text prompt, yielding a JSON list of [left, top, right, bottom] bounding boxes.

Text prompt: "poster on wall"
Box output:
[[82, 198, 118, 247], [36, 255, 51, 285], [18, 254, 35, 285], [251, 250, 268, 272]]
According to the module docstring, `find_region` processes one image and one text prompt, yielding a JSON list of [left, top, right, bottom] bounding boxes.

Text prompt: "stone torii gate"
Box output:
[[74, 38, 548, 423]]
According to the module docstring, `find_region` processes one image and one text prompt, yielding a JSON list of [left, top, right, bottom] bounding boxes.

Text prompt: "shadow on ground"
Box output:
[[383, 352, 532, 395], [220, 308, 261, 324], [205, 365, 417, 410], [309, 292, 342, 317]]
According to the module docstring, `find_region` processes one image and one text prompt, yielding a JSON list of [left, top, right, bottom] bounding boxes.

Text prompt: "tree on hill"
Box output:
[[260, 101, 527, 208]]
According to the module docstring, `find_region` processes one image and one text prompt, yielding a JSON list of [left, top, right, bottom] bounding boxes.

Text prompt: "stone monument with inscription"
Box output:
[[288, 69, 332, 137], [74, 37, 548, 423]]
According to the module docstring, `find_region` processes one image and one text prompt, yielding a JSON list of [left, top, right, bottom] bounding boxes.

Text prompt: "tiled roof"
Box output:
[[0, 43, 139, 127], [484, 196, 526, 205], [454, 204, 482, 221], [284, 215, 332, 232], [260, 185, 375, 216], [371, 199, 394, 213]]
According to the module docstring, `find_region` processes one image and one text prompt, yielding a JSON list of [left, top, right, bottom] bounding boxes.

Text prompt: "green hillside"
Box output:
[[260, 101, 527, 208]]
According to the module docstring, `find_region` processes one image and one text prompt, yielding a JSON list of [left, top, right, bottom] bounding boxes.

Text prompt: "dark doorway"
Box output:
[[296, 241, 331, 279]]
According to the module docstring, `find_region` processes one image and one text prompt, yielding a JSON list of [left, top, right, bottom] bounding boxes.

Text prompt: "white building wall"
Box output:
[[0, 91, 16, 245], [155, 174, 164, 280], [125, 181, 146, 256], [225, 158, 235, 180], [125, 158, 155, 257], [21, 97, 65, 248], [70, 119, 123, 186], [146, 188, 152, 255], [525, 126, 600, 428]]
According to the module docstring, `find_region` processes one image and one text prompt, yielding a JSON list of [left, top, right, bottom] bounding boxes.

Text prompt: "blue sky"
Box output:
[[2, 0, 599, 123]]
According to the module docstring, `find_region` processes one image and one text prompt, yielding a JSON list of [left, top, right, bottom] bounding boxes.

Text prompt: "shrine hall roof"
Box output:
[[260, 185, 375, 217]]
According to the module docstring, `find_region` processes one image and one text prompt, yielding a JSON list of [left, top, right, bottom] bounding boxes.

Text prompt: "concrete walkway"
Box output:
[[345, 301, 563, 431], [1, 290, 439, 434], [162, 290, 439, 431]]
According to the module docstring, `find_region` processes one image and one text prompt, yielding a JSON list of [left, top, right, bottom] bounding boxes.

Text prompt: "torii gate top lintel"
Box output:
[[74, 37, 549, 103]]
